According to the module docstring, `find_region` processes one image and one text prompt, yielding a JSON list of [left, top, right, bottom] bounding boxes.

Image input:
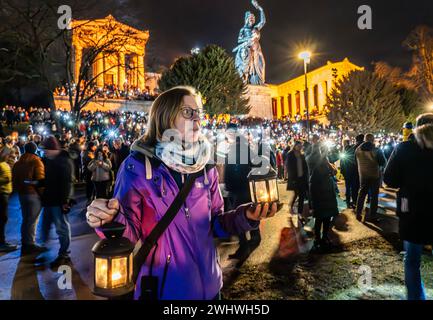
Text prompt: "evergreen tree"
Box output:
[[327, 70, 406, 133], [159, 45, 250, 115]]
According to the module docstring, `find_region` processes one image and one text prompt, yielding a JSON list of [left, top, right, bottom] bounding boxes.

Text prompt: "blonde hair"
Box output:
[[142, 86, 202, 147]]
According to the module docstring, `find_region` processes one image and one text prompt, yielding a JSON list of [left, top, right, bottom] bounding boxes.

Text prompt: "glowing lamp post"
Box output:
[[298, 51, 312, 139], [248, 164, 280, 205], [92, 222, 134, 298]]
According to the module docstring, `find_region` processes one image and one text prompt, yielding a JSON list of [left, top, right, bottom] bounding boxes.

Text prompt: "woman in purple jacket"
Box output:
[[86, 86, 277, 300]]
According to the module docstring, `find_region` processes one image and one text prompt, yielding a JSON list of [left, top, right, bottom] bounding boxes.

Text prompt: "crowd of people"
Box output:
[[54, 83, 158, 101], [0, 87, 432, 300]]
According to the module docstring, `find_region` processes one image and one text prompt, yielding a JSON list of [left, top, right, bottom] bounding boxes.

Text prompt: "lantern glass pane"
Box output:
[[269, 179, 279, 202], [255, 180, 269, 203], [249, 181, 256, 203], [95, 257, 108, 289], [111, 257, 128, 288], [129, 254, 133, 282]]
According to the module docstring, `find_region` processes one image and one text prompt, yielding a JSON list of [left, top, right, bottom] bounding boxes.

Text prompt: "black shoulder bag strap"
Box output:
[[131, 164, 213, 285]]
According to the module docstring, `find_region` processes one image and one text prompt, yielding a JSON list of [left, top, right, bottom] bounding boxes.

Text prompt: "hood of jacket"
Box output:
[[415, 123, 433, 149], [130, 138, 158, 160]]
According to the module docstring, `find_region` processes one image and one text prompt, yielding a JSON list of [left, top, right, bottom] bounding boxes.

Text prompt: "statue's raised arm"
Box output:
[[252, 0, 266, 30]]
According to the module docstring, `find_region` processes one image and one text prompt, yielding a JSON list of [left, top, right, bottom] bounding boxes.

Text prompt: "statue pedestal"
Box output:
[[245, 85, 274, 119]]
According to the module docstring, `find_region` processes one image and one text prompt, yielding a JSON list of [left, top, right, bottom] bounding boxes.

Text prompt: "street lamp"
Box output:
[[298, 51, 312, 139]]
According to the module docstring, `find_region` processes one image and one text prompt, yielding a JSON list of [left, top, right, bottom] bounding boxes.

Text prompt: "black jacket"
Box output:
[[41, 150, 74, 207], [110, 144, 130, 173], [384, 124, 433, 244], [224, 137, 253, 197], [340, 145, 357, 178], [285, 150, 308, 191], [306, 148, 339, 219]]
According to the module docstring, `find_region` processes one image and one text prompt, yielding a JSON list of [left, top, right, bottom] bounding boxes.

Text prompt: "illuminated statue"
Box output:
[[233, 0, 266, 85]]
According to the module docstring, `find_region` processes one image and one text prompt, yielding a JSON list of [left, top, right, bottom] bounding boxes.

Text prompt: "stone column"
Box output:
[[118, 52, 126, 90], [309, 86, 315, 111], [132, 54, 139, 88], [300, 90, 306, 117], [276, 97, 282, 119], [327, 80, 333, 95], [283, 95, 289, 117], [291, 93, 297, 119], [95, 52, 104, 88], [318, 83, 325, 113], [73, 45, 82, 84], [137, 55, 145, 91]]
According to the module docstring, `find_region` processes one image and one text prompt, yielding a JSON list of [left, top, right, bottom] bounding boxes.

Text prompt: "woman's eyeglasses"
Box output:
[[180, 107, 204, 120]]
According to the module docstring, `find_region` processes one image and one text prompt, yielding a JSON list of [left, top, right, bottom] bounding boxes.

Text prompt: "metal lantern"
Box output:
[[248, 164, 280, 204], [92, 222, 135, 298]]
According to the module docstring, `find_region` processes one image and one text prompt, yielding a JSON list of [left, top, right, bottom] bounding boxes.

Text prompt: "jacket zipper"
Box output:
[[160, 254, 171, 299], [185, 206, 191, 219]]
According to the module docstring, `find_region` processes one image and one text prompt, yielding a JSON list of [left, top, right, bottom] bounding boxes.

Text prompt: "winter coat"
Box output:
[[340, 145, 357, 178], [285, 150, 308, 191], [306, 147, 339, 219], [224, 138, 252, 195], [0, 161, 12, 194], [384, 124, 433, 244], [81, 151, 94, 175], [356, 142, 387, 181], [41, 150, 74, 207], [88, 159, 112, 182], [12, 153, 45, 195], [98, 144, 259, 300], [110, 144, 130, 174]]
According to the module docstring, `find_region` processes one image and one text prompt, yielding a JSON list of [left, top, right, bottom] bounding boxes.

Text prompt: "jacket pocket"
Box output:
[[159, 254, 171, 299]]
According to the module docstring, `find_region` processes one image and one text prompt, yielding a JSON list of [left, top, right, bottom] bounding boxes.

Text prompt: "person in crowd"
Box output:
[[110, 138, 130, 177], [68, 137, 83, 182], [5, 107, 15, 129], [86, 86, 278, 300], [276, 147, 284, 180], [224, 123, 258, 260], [355, 133, 387, 222], [340, 139, 358, 209], [4, 136, 21, 168], [82, 142, 96, 204], [39, 136, 74, 268], [88, 147, 112, 199], [383, 139, 395, 160], [285, 140, 309, 216], [306, 138, 339, 252], [0, 148, 18, 252], [12, 142, 46, 255], [282, 144, 290, 181], [384, 114, 433, 301]]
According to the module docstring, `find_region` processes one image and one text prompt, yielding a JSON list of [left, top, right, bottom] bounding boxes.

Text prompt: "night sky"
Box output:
[[84, 0, 433, 83]]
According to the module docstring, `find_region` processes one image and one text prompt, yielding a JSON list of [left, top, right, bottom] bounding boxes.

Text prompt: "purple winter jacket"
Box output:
[[99, 149, 259, 300]]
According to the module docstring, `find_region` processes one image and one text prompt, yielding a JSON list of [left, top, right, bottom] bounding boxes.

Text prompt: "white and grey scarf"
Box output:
[[154, 135, 212, 175]]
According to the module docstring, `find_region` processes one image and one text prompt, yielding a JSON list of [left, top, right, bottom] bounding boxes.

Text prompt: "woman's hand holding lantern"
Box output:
[[246, 202, 278, 221], [87, 199, 120, 228]]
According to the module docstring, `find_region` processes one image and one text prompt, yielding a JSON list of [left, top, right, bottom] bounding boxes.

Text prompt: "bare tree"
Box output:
[[0, 0, 99, 106], [62, 15, 146, 118]]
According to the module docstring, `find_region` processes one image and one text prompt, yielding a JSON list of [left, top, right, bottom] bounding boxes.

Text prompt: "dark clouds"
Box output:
[[86, 0, 433, 83]]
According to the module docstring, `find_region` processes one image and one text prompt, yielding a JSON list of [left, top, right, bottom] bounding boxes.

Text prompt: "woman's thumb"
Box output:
[[107, 198, 120, 211]]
